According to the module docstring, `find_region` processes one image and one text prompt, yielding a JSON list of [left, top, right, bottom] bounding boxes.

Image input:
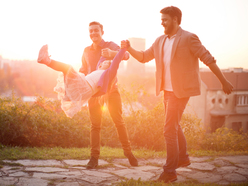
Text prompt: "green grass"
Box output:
[[116, 178, 248, 186], [0, 146, 248, 160], [1, 147, 248, 186]]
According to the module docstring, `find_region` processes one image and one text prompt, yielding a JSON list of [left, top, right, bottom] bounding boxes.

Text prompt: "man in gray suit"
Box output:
[[121, 6, 233, 183]]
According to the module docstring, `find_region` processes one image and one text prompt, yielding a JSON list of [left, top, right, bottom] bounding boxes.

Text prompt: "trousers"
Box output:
[[88, 88, 131, 159], [163, 91, 190, 174]]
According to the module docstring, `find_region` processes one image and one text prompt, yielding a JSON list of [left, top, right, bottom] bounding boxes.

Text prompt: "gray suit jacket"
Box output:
[[140, 27, 216, 98]]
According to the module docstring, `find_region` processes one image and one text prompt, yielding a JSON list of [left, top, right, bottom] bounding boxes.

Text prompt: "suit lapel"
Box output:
[[171, 27, 182, 60]]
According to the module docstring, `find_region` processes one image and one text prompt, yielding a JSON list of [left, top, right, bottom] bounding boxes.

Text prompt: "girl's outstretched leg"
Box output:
[[37, 45, 70, 75]]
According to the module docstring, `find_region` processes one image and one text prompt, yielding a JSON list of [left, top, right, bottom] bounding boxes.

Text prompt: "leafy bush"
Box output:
[[180, 114, 206, 150], [0, 95, 90, 147], [200, 127, 248, 151], [0, 92, 248, 152]]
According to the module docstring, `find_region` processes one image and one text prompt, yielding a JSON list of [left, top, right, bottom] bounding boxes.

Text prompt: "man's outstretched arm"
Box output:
[[121, 40, 144, 61], [208, 63, 233, 95]]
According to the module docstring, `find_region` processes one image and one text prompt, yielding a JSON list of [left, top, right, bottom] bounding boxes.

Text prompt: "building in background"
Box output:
[[119, 37, 148, 75], [185, 68, 248, 133], [117, 37, 156, 95], [126, 38, 146, 74]]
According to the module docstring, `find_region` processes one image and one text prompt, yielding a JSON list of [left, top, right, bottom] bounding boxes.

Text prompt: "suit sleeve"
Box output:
[[189, 34, 216, 66], [92, 48, 127, 97]]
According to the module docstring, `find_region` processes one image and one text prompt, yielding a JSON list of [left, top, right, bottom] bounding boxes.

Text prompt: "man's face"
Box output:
[[161, 14, 174, 35], [89, 25, 103, 43]]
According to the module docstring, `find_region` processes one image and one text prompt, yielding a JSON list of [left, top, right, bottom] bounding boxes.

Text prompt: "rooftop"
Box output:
[[200, 68, 248, 91]]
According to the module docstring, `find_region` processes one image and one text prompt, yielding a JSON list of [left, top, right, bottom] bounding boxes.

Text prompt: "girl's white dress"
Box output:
[[54, 66, 105, 118], [53, 48, 126, 118]]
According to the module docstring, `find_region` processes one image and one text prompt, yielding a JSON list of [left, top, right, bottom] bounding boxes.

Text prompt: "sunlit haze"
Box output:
[[0, 0, 248, 70]]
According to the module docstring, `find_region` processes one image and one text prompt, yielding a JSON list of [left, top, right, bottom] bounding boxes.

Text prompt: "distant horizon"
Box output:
[[1, 55, 247, 72]]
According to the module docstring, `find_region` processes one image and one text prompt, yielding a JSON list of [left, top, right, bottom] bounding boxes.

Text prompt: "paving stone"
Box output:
[[1, 166, 22, 172], [113, 164, 129, 169], [100, 167, 127, 175], [190, 157, 210, 162], [113, 169, 155, 181], [133, 165, 161, 171], [98, 159, 110, 166], [185, 172, 222, 183], [235, 168, 248, 176], [212, 158, 230, 167], [236, 163, 248, 169], [0, 177, 18, 185], [79, 175, 112, 184], [4, 160, 63, 167], [0, 167, 13, 176], [1, 169, 23, 176], [15, 177, 49, 186], [175, 174, 191, 183], [216, 166, 238, 174], [223, 173, 248, 182], [32, 172, 70, 179], [111, 158, 132, 166], [1, 156, 248, 185], [58, 170, 83, 177], [64, 159, 109, 166], [8, 171, 29, 177], [82, 169, 113, 178], [56, 182, 81, 186], [141, 158, 165, 166], [25, 167, 70, 173], [221, 156, 248, 164], [70, 166, 87, 170], [177, 167, 192, 172], [63, 159, 88, 166], [189, 162, 215, 171]]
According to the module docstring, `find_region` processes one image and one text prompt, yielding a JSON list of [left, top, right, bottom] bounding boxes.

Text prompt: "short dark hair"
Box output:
[[89, 21, 103, 32], [160, 6, 182, 25]]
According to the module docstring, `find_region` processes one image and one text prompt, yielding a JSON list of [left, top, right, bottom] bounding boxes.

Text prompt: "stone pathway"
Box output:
[[0, 156, 248, 185]]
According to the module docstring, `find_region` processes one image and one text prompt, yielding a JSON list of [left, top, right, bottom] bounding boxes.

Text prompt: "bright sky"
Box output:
[[0, 0, 248, 70]]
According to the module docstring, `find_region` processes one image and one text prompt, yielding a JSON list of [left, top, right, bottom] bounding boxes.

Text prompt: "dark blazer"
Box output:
[[140, 27, 216, 98]]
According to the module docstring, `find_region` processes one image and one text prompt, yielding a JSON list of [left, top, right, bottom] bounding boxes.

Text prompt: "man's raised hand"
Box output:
[[121, 40, 130, 49]]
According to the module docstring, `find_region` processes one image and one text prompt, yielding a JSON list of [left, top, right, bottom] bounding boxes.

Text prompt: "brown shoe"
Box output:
[[86, 157, 98, 169], [177, 159, 191, 168], [157, 172, 177, 183], [124, 152, 138, 166]]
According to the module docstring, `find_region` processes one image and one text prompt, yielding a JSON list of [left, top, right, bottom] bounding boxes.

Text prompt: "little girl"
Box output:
[[37, 45, 126, 118]]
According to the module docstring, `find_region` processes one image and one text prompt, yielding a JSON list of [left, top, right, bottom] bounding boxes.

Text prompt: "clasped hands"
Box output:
[[101, 48, 113, 59], [101, 40, 130, 59]]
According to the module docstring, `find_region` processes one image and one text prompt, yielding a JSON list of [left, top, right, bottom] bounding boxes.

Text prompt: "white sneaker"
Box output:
[[37, 45, 51, 65]]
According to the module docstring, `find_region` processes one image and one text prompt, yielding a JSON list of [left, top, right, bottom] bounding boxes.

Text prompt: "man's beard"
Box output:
[[164, 23, 174, 35]]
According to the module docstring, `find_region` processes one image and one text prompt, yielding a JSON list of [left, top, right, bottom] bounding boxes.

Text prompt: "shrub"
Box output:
[[0, 95, 90, 147], [200, 127, 248, 151], [0, 93, 248, 152], [124, 102, 165, 151], [180, 114, 206, 150]]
